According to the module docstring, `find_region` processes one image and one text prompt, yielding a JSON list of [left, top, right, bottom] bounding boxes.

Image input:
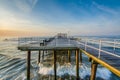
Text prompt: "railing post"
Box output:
[[68, 37, 70, 45], [27, 50, 31, 80], [98, 40, 101, 58], [85, 39, 87, 51], [18, 38, 19, 46], [25, 38, 26, 45], [55, 37, 57, 46], [113, 39, 116, 53]]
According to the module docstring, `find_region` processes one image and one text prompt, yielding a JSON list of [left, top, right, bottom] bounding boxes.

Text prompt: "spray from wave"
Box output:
[[38, 63, 111, 80]]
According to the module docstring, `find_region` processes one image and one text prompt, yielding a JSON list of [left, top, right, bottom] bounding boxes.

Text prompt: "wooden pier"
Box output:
[[18, 33, 120, 80]]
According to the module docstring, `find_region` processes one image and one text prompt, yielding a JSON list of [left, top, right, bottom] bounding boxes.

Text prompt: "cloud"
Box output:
[[0, 0, 120, 36], [92, 1, 118, 15], [29, 0, 38, 8], [0, 7, 31, 30], [0, 5, 55, 36], [14, 0, 38, 12]]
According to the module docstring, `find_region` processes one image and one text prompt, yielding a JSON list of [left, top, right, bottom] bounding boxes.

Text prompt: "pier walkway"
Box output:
[[18, 34, 120, 80]]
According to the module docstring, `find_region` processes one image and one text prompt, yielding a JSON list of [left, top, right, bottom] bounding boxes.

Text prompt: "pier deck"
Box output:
[[18, 34, 120, 80]]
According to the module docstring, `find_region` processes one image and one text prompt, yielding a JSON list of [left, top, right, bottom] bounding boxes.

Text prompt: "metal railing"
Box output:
[[18, 37, 45, 46], [18, 37, 120, 58], [77, 38, 120, 58], [18, 37, 71, 47]]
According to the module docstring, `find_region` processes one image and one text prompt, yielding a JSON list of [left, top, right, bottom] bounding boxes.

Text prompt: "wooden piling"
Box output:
[[27, 50, 31, 80], [68, 50, 71, 62], [42, 50, 44, 61], [76, 49, 79, 80], [80, 50, 82, 65], [89, 58, 92, 62], [38, 50, 41, 63], [90, 61, 98, 80], [54, 50, 57, 80]]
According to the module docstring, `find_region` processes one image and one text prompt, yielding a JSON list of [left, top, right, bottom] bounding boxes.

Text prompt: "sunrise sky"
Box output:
[[0, 0, 120, 37]]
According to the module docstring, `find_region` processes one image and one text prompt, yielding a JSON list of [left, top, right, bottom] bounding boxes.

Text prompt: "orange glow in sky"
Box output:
[[0, 0, 120, 36]]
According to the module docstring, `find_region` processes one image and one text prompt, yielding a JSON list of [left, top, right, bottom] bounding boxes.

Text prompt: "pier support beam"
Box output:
[[42, 50, 44, 61], [54, 50, 57, 80], [89, 58, 92, 62], [79, 50, 82, 65], [38, 50, 41, 63], [27, 50, 31, 80], [68, 50, 71, 62], [90, 61, 98, 80], [76, 49, 79, 80]]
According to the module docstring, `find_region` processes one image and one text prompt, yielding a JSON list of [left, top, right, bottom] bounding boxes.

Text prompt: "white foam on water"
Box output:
[[79, 64, 91, 79], [38, 63, 90, 78], [96, 68, 111, 80], [15, 73, 26, 80], [57, 63, 75, 76], [38, 63, 54, 75], [38, 63, 112, 79]]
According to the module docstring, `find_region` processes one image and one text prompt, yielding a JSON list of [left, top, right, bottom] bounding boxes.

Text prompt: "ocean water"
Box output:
[[0, 36, 120, 80]]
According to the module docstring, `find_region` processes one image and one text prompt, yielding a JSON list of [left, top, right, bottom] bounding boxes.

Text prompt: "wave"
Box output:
[[38, 63, 111, 80]]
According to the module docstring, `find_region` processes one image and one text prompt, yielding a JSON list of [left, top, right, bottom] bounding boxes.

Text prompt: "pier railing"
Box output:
[[17, 36, 120, 79], [18, 37, 44, 46], [77, 38, 120, 58], [18, 37, 72, 47], [18, 37, 120, 59]]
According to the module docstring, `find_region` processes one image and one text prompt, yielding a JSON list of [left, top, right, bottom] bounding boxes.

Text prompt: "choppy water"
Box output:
[[0, 37, 120, 80]]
